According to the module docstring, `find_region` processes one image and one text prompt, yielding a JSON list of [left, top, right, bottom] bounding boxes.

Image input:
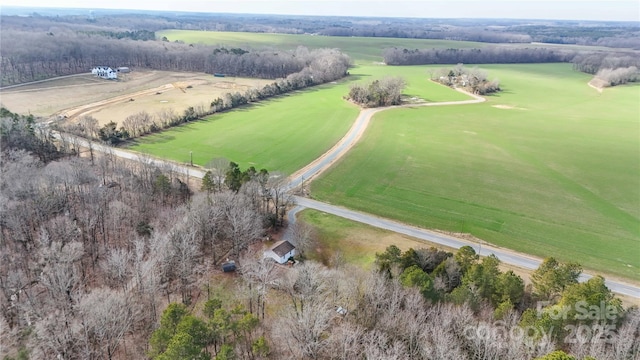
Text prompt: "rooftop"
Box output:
[[271, 240, 295, 257]]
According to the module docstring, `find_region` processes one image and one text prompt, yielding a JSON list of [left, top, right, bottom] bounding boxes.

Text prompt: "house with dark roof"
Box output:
[[263, 240, 296, 264]]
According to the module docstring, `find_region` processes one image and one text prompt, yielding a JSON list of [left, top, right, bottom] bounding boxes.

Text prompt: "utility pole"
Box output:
[[190, 151, 193, 166]]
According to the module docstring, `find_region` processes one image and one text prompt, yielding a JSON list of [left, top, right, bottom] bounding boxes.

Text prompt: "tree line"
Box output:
[[79, 29, 156, 41], [383, 46, 640, 79], [594, 66, 639, 87], [9, 11, 636, 48], [317, 26, 532, 44], [383, 47, 574, 66]]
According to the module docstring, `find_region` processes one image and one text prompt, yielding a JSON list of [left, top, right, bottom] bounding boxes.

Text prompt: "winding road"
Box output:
[[48, 85, 640, 300]]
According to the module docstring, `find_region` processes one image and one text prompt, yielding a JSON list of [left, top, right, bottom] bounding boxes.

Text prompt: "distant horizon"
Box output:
[[1, 1, 639, 22]]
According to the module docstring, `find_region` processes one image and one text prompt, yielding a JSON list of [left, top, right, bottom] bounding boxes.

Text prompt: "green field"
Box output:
[[129, 81, 358, 174], [158, 30, 487, 63], [128, 63, 465, 173], [312, 63, 640, 281], [150, 31, 639, 281]]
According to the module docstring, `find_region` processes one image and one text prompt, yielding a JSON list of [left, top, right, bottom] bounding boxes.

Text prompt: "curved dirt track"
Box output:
[[51, 83, 175, 122], [286, 88, 484, 190]]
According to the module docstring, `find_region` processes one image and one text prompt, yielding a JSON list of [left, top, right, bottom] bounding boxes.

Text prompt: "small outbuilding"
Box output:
[[263, 240, 296, 264], [221, 260, 236, 272]]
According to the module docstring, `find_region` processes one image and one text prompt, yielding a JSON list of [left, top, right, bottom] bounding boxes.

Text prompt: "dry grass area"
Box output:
[[301, 209, 458, 270], [0, 69, 272, 126]]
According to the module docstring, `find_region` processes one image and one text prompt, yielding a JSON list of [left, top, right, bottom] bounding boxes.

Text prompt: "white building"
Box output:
[[91, 66, 117, 80], [263, 240, 296, 264]]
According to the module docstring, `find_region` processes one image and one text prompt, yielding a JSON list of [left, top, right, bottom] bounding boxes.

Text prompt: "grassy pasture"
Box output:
[[350, 64, 470, 102], [157, 30, 487, 63], [311, 63, 640, 281], [127, 64, 467, 174], [129, 81, 359, 174]]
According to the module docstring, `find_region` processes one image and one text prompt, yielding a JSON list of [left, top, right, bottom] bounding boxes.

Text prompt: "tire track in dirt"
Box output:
[[50, 83, 175, 122]]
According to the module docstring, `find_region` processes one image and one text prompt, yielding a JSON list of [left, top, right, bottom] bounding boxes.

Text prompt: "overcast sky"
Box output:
[[1, 0, 639, 22]]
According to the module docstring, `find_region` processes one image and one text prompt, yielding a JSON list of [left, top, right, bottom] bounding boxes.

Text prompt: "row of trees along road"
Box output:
[[1, 106, 639, 359]]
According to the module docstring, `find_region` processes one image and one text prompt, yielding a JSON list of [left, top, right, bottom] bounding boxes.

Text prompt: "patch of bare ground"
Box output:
[[0, 69, 271, 127], [492, 104, 527, 110], [588, 77, 607, 93]]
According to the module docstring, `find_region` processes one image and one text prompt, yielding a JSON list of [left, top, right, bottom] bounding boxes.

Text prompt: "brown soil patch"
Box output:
[[588, 77, 607, 93], [0, 69, 272, 127]]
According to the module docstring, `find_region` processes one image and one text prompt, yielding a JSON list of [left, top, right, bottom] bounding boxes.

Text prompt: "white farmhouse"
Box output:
[[91, 66, 118, 80], [263, 240, 296, 264]]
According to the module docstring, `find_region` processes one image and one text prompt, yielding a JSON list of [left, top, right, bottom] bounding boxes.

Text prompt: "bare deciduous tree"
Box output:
[[274, 299, 333, 360], [239, 252, 279, 319], [78, 287, 137, 360], [288, 221, 316, 257], [103, 247, 132, 290]]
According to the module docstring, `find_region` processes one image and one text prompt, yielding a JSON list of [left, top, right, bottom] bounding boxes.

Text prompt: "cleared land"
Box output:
[[311, 63, 640, 281], [0, 70, 271, 127]]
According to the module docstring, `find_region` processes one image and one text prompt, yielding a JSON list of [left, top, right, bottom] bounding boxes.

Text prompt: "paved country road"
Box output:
[[293, 197, 640, 299], [47, 85, 640, 299]]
